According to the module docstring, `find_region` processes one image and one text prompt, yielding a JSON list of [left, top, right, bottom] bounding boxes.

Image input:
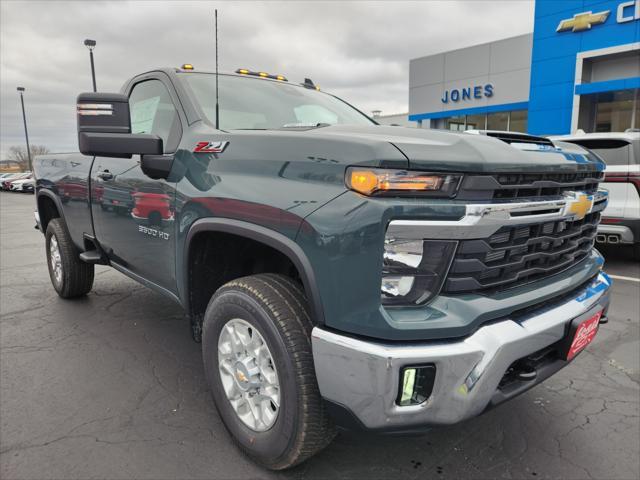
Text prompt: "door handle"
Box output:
[[97, 170, 113, 181]]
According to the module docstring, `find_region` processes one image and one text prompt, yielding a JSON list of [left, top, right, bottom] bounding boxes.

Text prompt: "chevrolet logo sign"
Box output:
[[563, 192, 594, 220], [557, 10, 610, 32]]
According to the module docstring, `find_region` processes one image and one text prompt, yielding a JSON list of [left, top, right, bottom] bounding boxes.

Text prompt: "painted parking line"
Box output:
[[607, 274, 640, 283]]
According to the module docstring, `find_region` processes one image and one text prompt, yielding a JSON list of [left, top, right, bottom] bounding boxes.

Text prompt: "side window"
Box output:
[[129, 79, 182, 153]]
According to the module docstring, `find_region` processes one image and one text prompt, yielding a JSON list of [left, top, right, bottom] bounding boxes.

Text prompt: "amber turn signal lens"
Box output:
[[350, 170, 379, 195], [347, 169, 445, 196]]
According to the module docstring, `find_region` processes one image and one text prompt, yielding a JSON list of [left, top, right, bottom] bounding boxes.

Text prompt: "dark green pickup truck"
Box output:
[[34, 66, 612, 469]]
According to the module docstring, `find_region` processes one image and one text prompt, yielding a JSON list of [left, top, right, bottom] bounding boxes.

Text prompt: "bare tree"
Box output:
[[7, 145, 50, 170]]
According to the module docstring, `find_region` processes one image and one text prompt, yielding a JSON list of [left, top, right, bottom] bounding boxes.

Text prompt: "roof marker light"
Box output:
[[234, 69, 288, 81], [181, 64, 194, 70]]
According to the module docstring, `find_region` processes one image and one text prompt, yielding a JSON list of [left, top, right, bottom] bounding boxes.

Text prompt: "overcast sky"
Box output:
[[0, 0, 534, 158]]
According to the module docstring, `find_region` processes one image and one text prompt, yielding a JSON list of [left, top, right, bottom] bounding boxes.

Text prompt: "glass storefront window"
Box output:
[[465, 114, 485, 130], [594, 90, 635, 132], [445, 116, 465, 131], [509, 110, 528, 133], [437, 110, 531, 133], [487, 111, 508, 130]]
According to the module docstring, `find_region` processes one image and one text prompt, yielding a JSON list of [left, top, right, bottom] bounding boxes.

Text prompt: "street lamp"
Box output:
[[16, 87, 32, 172], [84, 38, 97, 92]]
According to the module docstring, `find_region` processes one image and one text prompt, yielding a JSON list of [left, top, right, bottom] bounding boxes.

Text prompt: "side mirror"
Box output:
[[77, 92, 163, 158], [141, 154, 175, 180]]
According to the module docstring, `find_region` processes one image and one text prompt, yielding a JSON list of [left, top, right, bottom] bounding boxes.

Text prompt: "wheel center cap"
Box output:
[[234, 362, 251, 390]]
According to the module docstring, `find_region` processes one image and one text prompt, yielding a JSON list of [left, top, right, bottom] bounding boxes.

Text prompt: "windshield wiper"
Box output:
[[280, 122, 331, 129]]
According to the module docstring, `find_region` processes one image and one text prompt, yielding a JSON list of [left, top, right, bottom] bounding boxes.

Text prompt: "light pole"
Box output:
[[84, 39, 97, 92], [16, 87, 32, 172]]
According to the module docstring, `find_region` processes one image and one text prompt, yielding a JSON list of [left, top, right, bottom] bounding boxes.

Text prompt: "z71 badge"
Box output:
[[193, 141, 229, 153]]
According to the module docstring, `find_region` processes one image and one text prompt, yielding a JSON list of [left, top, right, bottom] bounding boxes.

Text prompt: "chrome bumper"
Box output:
[[311, 271, 612, 430]]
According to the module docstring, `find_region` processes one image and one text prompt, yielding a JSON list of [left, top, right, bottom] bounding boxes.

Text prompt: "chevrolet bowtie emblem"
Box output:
[[564, 193, 594, 220], [557, 10, 610, 32]]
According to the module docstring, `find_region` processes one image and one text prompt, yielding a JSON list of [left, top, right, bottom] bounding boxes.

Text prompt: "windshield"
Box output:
[[179, 73, 374, 130]]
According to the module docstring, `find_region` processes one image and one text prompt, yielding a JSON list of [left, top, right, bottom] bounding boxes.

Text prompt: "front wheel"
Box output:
[[202, 274, 335, 470], [45, 218, 94, 298]]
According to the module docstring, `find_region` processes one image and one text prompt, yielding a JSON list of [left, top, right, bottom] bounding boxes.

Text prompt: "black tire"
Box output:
[[202, 274, 335, 470], [45, 218, 94, 298]]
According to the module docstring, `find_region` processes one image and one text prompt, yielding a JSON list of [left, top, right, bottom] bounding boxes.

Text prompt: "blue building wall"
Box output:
[[528, 0, 640, 135]]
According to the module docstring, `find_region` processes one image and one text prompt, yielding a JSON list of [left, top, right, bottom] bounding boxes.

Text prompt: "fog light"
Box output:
[[397, 364, 436, 406], [381, 276, 415, 297], [382, 238, 457, 305]]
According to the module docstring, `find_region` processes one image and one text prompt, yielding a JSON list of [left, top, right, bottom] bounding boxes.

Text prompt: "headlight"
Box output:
[[381, 237, 457, 306], [346, 168, 461, 197]]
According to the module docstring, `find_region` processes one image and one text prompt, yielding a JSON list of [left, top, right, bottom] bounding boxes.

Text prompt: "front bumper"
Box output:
[[312, 271, 611, 431]]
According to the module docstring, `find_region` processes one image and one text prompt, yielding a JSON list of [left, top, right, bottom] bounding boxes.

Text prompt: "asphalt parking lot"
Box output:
[[1, 191, 638, 480]]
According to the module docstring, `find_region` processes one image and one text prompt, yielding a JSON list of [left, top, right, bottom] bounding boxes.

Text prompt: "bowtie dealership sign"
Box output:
[[441, 1, 639, 105], [557, 0, 639, 32]]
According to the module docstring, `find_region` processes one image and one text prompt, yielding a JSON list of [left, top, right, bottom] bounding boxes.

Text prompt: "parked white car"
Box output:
[[9, 177, 35, 193], [1, 172, 31, 190], [551, 131, 639, 259]]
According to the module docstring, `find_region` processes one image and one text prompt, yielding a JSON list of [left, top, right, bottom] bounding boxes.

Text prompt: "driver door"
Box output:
[[91, 76, 183, 292]]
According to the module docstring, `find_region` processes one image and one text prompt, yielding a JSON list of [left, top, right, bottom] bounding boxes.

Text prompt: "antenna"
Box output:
[[84, 39, 97, 92], [215, 9, 220, 130]]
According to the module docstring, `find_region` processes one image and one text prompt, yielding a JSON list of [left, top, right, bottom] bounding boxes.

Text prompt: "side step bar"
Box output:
[[79, 250, 108, 265], [80, 233, 108, 265]]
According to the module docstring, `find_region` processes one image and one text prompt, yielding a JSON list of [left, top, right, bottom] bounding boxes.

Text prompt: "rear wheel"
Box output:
[[45, 218, 94, 298], [202, 274, 335, 470]]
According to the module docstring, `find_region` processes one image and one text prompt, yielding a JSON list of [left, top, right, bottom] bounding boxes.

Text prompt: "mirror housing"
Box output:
[[76, 92, 163, 158], [141, 155, 175, 180]]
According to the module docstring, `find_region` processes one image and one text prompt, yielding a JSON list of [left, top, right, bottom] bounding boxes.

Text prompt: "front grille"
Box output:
[[456, 171, 604, 201], [492, 172, 603, 200], [443, 211, 600, 294]]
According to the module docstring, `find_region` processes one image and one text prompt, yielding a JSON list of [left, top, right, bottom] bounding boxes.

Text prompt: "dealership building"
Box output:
[[408, 0, 640, 135]]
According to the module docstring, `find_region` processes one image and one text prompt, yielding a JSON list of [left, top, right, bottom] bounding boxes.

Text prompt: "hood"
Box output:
[[307, 125, 605, 173]]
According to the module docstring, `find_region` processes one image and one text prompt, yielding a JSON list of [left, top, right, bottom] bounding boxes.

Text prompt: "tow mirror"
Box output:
[[141, 154, 175, 180], [77, 92, 162, 158]]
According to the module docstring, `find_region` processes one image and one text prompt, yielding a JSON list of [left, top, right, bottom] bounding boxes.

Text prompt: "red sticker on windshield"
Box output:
[[193, 141, 228, 153]]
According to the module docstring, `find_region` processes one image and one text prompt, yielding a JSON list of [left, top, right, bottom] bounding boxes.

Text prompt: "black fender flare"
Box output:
[[182, 217, 325, 326], [36, 188, 67, 233]]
